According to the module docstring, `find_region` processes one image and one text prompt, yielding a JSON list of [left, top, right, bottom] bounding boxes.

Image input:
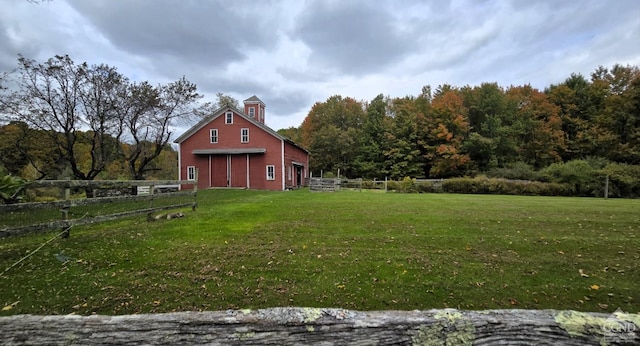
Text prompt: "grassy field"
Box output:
[[1, 189, 638, 315]]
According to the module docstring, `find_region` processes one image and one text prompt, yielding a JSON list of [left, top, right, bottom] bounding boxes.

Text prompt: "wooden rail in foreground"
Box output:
[[0, 308, 638, 345]]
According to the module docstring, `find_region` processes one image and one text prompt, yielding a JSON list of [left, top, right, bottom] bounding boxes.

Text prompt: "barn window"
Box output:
[[225, 111, 233, 124], [266, 165, 275, 180], [260, 108, 264, 122], [241, 128, 249, 143], [187, 166, 196, 181], [248, 107, 255, 118], [210, 129, 218, 143]]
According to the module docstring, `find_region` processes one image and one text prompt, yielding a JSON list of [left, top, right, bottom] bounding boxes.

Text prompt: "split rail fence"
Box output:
[[1, 307, 637, 345], [0, 178, 197, 238]]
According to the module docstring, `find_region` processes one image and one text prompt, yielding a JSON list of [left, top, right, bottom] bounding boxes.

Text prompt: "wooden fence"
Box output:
[[309, 177, 341, 192], [309, 178, 362, 192], [0, 307, 637, 345], [0, 178, 197, 238]]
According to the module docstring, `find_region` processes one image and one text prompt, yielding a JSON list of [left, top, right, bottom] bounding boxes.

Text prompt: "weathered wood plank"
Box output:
[[309, 178, 341, 192], [0, 308, 637, 345]]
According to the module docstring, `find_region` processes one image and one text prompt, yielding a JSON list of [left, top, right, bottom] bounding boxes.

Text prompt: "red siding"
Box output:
[[284, 141, 310, 188]]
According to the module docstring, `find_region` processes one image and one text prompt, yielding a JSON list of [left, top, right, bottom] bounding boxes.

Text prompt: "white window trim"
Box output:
[[187, 166, 196, 181], [241, 128, 249, 143], [225, 111, 233, 124], [210, 128, 218, 143], [266, 165, 275, 180], [248, 107, 255, 118]]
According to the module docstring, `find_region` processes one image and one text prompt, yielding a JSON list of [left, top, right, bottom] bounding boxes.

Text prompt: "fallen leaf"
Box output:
[[2, 301, 20, 311], [598, 303, 608, 309], [557, 251, 564, 255], [590, 284, 600, 290], [579, 269, 589, 278]]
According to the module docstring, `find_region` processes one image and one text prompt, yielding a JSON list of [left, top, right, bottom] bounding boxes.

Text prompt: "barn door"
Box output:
[[296, 166, 302, 187]]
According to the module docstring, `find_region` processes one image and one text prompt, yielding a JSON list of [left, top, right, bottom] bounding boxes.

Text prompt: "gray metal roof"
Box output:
[[243, 95, 264, 104]]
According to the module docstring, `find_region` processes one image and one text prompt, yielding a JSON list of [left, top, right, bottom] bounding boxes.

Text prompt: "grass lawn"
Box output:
[[1, 189, 638, 315]]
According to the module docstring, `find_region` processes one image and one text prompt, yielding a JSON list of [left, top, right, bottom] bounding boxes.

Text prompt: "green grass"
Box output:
[[1, 189, 638, 315]]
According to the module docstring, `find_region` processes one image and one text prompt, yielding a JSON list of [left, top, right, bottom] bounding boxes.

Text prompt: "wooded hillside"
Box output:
[[281, 64, 640, 184]]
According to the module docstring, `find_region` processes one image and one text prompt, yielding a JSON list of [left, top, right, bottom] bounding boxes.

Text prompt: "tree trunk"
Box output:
[[1, 308, 637, 345]]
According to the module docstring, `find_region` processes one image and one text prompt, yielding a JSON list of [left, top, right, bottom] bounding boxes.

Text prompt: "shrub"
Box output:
[[416, 180, 440, 193], [384, 180, 398, 192], [540, 160, 601, 196], [487, 162, 540, 180], [361, 180, 387, 190], [600, 163, 640, 198], [442, 177, 484, 194], [442, 176, 572, 196], [400, 177, 417, 193]]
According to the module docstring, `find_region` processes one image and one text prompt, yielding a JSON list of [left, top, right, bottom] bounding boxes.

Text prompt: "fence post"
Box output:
[[604, 175, 609, 199], [61, 178, 71, 238], [385, 176, 388, 193], [63, 178, 71, 201], [149, 184, 155, 208], [192, 169, 198, 211]]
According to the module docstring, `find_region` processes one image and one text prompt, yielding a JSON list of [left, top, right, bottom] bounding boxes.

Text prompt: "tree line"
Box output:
[[0, 55, 202, 182], [279, 64, 639, 183]]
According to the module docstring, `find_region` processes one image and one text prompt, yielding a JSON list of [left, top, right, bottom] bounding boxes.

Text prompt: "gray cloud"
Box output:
[[262, 91, 313, 118], [66, 0, 278, 68], [293, 0, 413, 75]]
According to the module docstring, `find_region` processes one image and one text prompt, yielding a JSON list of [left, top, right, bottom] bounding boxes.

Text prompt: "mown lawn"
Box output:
[[1, 189, 638, 315]]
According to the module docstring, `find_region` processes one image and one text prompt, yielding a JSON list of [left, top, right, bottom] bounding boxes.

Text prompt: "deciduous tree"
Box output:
[[0, 55, 201, 182]]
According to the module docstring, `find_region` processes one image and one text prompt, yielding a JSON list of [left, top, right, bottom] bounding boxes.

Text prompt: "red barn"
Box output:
[[174, 96, 309, 190]]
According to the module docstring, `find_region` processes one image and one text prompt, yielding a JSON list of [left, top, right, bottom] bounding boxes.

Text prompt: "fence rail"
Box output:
[[0, 178, 197, 238], [309, 178, 363, 192], [309, 177, 341, 192], [0, 307, 637, 345]]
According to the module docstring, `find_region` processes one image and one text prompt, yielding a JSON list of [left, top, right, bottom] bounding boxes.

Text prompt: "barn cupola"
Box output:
[[243, 95, 266, 124]]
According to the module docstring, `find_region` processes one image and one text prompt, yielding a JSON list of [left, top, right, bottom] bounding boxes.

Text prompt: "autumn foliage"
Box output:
[[297, 64, 639, 183]]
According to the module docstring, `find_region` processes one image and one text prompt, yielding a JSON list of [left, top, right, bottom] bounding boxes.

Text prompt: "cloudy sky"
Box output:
[[1, 0, 639, 132]]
